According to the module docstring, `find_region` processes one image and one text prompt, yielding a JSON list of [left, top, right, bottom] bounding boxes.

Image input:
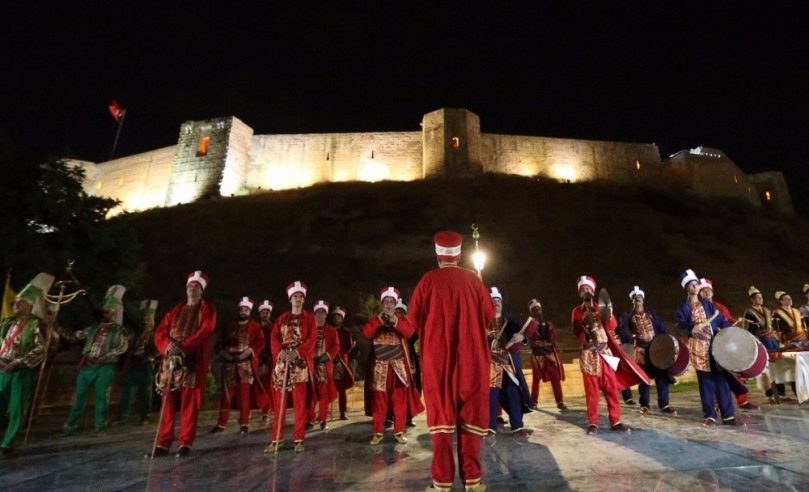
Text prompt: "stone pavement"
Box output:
[[1, 388, 808, 491]]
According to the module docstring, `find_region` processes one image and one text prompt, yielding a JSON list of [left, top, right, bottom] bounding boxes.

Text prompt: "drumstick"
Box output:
[[505, 317, 535, 349]]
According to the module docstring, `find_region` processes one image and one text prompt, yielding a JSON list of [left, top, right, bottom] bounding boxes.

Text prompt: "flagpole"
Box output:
[[109, 110, 126, 161]]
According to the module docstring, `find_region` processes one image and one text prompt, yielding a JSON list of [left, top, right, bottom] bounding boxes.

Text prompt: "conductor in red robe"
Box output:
[[149, 270, 217, 458], [409, 231, 495, 492]]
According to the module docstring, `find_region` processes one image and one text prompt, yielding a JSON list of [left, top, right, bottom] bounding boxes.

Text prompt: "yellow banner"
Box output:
[[1, 275, 16, 319]]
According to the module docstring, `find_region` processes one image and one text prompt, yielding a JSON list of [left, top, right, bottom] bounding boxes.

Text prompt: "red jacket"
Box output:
[[154, 300, 217, 388]]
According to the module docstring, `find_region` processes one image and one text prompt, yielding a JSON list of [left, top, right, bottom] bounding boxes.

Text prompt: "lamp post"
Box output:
[[471, 223, 486, 280]]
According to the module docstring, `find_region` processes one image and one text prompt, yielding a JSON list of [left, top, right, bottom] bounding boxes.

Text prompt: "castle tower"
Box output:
[[164, 116, 254, 206], [421, 108, 483, 177]]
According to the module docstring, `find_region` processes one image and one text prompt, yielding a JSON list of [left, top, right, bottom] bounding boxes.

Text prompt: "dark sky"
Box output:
[[3, 2, 808, 213]]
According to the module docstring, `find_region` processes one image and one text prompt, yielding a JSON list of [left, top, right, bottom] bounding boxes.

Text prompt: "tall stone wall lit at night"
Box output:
[[76, 108, 795, 215]]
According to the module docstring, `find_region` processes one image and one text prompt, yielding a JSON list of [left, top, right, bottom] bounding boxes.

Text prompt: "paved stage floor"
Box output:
[[1, 388, 808, 491]]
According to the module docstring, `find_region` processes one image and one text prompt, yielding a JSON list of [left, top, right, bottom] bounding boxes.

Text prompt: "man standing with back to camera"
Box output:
[[410, 231, 494, 492]]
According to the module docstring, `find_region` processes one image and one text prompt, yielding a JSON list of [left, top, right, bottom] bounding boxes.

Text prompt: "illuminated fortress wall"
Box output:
[[246, 131, 422, 190], [77, 108, 793, 214]]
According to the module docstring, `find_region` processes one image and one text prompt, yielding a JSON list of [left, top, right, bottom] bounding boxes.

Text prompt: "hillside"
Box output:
[[120, 173, 809, 352]]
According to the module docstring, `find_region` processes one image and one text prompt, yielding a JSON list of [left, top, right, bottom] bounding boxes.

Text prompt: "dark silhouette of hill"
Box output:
[[120, 173, 809, 351]]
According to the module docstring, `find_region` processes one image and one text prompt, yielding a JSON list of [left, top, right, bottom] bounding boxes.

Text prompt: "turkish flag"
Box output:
[[108, 100, 126, 122]]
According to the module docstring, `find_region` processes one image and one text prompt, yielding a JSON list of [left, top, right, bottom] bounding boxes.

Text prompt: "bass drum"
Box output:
[[648, 334, 690, 376], [711, 326, 768, 378]]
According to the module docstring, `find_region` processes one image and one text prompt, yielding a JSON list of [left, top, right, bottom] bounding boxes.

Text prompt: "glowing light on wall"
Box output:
[[197, 136, 210, 157], [733, 175, 738, 184], [96, 182, 103, 191], [452, 137, 460, 148], [635, 160, 641, 170], [549, 164, 579, 183], [765, 191, 772, 201], [118, 177, 124, 186], [358, 161, 390, 182], [263, 167, 318, 191]]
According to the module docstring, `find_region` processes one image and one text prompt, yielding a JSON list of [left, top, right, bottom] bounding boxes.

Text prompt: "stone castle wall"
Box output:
[[76, 108, 794, 215]]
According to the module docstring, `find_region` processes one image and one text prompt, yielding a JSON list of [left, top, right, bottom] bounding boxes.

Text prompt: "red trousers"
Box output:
[[430, 431, 483, 488], [531, 364, 564, 404], [271, 383, 309, 442], [216, 383, 251, 427], [256, 375, 273, 416], [307, 382, 331, 423], [372, 367, 407, 434], [156, 387, 202, 450], [583, 363, 621, 426]]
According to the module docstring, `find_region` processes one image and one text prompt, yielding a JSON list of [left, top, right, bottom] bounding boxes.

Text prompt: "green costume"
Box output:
[[0, 316, 45, 451]]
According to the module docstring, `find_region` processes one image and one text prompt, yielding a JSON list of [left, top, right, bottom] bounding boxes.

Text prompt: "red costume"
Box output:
[[153, 296, 217, 452], [270, 309, 317, 443], [528, 317, 566, 406], [214, 317, 266, 428], [409, 230, 495, 491], [308, 321, 339, 424], [333, 321, 356, 417], [363, 313, 423, 434], [571, 276, 649, 431], [255, 319, 274, 418]]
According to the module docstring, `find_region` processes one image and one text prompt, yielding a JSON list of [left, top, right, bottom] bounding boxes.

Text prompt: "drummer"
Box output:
[[698, 279, 760, 411], [744, 286, 792, 403], [675, 270, 743, 428], [619, 286, 676, 415]]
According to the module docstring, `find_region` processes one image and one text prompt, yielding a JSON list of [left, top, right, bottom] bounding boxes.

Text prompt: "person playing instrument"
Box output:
[[267, 281, 317, 453], [148, 271, 217, 458], [773, 290, 808, 344], [571, 276, 630, 434], [675, 270, 742, 428], [307, 300, 339, 431], [54, 285, 129, 438], [394, 299, 420, 428], [255, 300, 274, 422], [619, 286, 677, 415], [744, 286, 793, 403], [526, 298, 567, 410], [211, 297, 265, 435], [698, 278, 759, 411], [486, 287, 531, 436], [363, 286, 423, 445], [409, 230, 494, 492], [115, 300, 158, 426], [0, 273, 53, 458], [330, 305, 355, 421]]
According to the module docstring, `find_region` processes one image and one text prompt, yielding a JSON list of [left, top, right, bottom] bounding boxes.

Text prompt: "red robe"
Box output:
[[409, 264, 495, 437], [313, 323, 340, 403], [255, 321, 274, 413], [214, 318, 267, 408], [571, 305, 650, 390], [334, 326, 355, 390], [362, 314, 424, 418], [154, 300, 217, 390], [270, 310, 318, 383], [713, 301, 736, 324]]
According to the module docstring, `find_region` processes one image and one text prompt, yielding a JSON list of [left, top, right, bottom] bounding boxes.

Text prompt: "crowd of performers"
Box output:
[[1, 232, 808, 491]]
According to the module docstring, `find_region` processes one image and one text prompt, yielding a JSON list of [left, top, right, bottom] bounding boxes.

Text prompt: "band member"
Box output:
[[773, 290, 808, 344], [487, 287, 530, 435], [571, 276, 631, 434], [116, 300, 158, 425], [698, 278, 759, 410], [211, 297, 265, 434], [799, 284, 809, 325], [363, 287, 423, 445], [409, 230, 494, 492], [55, 285, 128, 437], [526, 298, 566, 410], [267, 281, 317, 453], [148, 271, 217, 457], [675, 270, 742, 427], [0, 273, 53, 457], [744, 286, 792, 402], [330, 305, 355, 420], [255, 300, 274, 422], [395, 299, 420, 428], [619, 286, 676, 415], [308, 300, 339, 430]]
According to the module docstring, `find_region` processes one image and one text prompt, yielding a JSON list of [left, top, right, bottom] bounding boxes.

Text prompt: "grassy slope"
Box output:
[[121, 173, 809, 351]]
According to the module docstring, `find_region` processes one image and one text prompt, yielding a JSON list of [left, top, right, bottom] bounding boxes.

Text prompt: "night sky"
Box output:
[[3, 3, 808, 214]]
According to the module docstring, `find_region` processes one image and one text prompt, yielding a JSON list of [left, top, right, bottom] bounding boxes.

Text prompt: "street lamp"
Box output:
[[472, 224, 486, 279]]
